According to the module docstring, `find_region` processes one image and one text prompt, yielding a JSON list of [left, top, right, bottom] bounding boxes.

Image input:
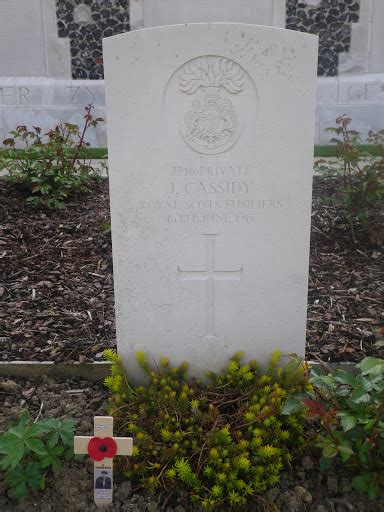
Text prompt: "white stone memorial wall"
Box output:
[[0, 0, 70, 78]]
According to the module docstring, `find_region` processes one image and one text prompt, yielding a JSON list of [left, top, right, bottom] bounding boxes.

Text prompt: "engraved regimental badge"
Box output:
[[178, 56, 245, 155]]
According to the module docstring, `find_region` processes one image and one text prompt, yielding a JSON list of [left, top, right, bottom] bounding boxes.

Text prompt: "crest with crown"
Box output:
[[178, 56, 244, 154]]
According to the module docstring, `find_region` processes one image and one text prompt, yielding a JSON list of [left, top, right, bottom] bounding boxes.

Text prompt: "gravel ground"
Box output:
[[0, 376, 383, 511]]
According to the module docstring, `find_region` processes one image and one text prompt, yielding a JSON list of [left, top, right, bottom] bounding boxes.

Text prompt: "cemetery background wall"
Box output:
[[56, 0, 130, 80], [0, 0, 383, 146]]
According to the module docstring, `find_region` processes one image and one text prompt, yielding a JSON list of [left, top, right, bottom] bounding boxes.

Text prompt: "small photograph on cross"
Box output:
[[94, 468, 112, 490]]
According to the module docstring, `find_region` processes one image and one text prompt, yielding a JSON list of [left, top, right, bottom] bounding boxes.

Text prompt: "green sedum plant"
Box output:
[[0, 104, 104, 209], [283, 357, 384, 499], [315, 115, 384, 243], [104, 349, 310, 510], [0, 410, 76, 498]]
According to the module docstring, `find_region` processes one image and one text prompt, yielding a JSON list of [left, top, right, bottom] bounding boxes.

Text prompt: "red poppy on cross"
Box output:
[[74, 416, 133, 506]]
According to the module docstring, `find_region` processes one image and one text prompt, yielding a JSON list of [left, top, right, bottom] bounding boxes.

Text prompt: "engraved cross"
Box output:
[[178, 234, 243, 339]]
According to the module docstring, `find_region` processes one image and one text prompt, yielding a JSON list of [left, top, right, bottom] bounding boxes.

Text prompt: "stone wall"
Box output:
[[0, 0, 383, 147], [286, 0, 360, 76], [286, 0, 384, 76], [56, 0, 130, 79], [0, 1, 383, 80]]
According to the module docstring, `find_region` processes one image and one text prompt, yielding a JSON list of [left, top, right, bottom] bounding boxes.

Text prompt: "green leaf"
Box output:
[[8, 426, 25, 439], [5, 462, 42, 497], [12, 481, 28, 498], [352, 475, 369, 493], [339, 415, 357, 432], [39, 456, 52, 469], [334, 371, 357, 388], [17, 410, 31, 429], [335, 386, 351, 397], [281, 398, 304, 415], [37, 418, 59, 432], [40, 473, 46, 491], [59, 429, 74, 447], [40, 443, 66, 470], [359, 357, 384, 375], [284, 359, 301, 373], [25, 462, 43, 490], [370, 372, 384, 386], [0, 438, 25, 468], [60, 419, 76, 430], [47, 431, 59, 449], [51, 457, 61, 470], [367, 482, 380, 500], [358, 452, 368, 465], [358, 375, 373, 392], [25, 438, 47, 456], [5, 465, 24, 488], [40, 453, 61, 470], [362, 419, 376, 431], [338, 444, 354, 462], [359, 441, 371, 454], [51, 445, 65, 456], [24, 425, 42, 439], [350, 389, 370, 404], [322, 445, 339, 458], [0, 433, 20, 453]]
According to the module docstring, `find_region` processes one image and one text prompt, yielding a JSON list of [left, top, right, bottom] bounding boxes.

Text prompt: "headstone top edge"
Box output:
[[102, 22, 319, 44]]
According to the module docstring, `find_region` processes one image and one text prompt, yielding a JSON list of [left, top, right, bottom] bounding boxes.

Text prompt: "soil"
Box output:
[[0, 177, 383, 364], [0, 375, 383, 512]]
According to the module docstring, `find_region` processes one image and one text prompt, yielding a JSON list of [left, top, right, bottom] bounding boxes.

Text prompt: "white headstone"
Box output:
[[130, 0, 286, 30], [103, 23, 318, 381]]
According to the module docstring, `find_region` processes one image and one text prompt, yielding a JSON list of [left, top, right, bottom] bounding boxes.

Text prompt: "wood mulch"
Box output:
[[0, 177, 383, 364], [0, 180, 114, 363], [307, 178, 383, 362]]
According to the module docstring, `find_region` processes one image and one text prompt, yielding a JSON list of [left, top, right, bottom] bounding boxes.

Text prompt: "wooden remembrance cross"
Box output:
[[74, 416, 133, 506]]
